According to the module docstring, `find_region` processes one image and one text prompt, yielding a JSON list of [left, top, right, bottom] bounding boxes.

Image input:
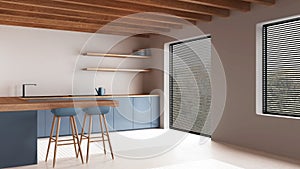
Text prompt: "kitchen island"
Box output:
[[0, 94, 160, 168], [0, 96, 119, 168]]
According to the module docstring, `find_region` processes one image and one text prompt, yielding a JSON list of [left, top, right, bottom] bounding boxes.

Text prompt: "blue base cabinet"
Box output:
[[151, 96, 160, 128], [113, 97, 134, 131], [37, 110, 72, 137], [38, 96, 160, 138], [37, 110, 46, 137], [133, 97, 152, 129]]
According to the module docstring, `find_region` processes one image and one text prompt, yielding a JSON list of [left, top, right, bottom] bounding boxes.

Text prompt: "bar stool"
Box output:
[[45, 108, 84, 167], [79, 106, 114, 163]]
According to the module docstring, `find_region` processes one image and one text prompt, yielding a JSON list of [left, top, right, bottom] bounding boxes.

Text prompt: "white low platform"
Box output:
[[11, 129, 300, 169]]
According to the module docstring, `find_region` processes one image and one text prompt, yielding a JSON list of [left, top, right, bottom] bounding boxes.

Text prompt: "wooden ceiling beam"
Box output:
[[0, 13, 165, 35], [0, 1, 183, 30], [117, 18, 183, 29], [0, 20, 150, 37], [0, 1, 115, 22], [0, 8, 170, 32], [0, 0, 191, 26], [179, 0, 251, 11], [243, 0, 275, 6], [54, 0, 212, 22], [0, 20, 98, 33], [116, 0, 230, 17]]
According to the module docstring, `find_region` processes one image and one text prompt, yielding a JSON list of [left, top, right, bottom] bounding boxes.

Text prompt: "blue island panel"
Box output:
[[0, 111, 37, 168]]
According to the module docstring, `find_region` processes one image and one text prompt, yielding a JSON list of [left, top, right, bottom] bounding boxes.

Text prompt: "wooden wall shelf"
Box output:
[[83, 68, 151, 73], [83, 52, 150, 59]]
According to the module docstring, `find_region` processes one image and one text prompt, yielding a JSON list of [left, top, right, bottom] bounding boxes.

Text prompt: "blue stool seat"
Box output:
[[51, 108, 80, 117], [82, 106, 110, 115]]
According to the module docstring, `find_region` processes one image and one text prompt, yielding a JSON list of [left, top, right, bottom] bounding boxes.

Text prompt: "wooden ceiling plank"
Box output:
[[0, 1, 183, 29], [0, 0, 194, 25], [0, 13, 165, 35], [53, 0, 212, 22], [116, 0, 230, 17], [0, 20, 98, 33], [0, 20, 150, 37], [0, 1, 116, 22], [179, 0, 251, 11], [117, 18, 183, 29], [243, 0, 275, 6], [0, 8, 170, 32]]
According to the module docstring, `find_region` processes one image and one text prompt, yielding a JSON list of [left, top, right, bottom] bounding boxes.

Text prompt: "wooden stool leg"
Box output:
[[71, 116, 84, 164], [102, 114, 114, 160], [70, 117, 78, 158], [53, 117, 61, 168], [86, 115, 92, 163], [99, 115, 107, 154], [45, 115, 56, 162], [77, 114, 87, 157]]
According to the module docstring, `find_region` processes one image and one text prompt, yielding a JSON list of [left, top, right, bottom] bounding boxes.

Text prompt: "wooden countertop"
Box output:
[[0, 97, 119, 112], [19, 94, 159, 100], [0, 94, 159, 112]]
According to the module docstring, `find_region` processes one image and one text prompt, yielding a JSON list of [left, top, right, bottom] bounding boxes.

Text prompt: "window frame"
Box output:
[[256, 15, 300, 119]]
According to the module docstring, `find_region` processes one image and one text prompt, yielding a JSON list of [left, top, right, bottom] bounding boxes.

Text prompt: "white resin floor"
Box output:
[[11, 129, 300, 169]]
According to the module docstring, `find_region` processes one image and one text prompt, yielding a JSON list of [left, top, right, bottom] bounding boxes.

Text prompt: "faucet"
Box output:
[[22, 83, 37, 98]]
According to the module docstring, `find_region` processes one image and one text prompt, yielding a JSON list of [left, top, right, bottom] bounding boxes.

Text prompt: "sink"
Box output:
[[27, 99, 64, 102], [22, 95, 100, 102], [22, 95, 97, 98]]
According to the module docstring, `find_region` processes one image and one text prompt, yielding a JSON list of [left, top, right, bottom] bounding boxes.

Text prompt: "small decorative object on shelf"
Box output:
[[132, 48, 151, 56]]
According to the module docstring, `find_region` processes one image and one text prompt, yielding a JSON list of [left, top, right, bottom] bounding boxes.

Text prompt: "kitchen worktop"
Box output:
[[0, 96, 118, 112], [19, 94, 159, 100], [0, 94, 159, 112]]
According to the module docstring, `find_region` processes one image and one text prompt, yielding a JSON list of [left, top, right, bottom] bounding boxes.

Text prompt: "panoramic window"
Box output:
[[262, 16, 300, 117]]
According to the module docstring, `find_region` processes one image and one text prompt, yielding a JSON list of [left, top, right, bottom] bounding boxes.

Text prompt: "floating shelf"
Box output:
[[83, 68, 151, 73], [82, 52, 150, 59]]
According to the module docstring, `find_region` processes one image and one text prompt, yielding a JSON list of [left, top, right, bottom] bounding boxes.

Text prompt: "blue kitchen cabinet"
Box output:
[[102, 106, 114, 132], [45, 110, 70, 137], [37, 110, 46, 137], [77, 106, 114, 133], [38, 96, 160, 138], [113, 97, 134, 131], [133, 97, 152, 129], [91, 100, 114, 133], [151, 96, 160, 128], [74, 109, 85, 135]]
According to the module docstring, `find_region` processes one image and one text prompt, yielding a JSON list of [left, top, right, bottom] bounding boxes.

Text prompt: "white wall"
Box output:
[[197, 0, 300, 160], [0, 25, 149, 96]]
